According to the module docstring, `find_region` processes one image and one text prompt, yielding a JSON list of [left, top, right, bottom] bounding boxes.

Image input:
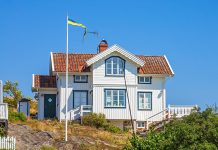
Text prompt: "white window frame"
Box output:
[[137, 121, 145, 128], [105, 57, 125, 76], [138, 92, 152, 110], [74, 75, 88, 83], [138, 76, 152, 84], [105, 89, 126, 108]]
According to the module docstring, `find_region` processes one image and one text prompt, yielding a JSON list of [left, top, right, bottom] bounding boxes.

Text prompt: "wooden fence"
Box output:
[[0, 136, 16, 150]]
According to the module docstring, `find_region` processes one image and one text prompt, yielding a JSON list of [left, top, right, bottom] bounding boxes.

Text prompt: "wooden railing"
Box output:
[[145, 104, 197, 130], [69, 105, 92, 121], [80, 105, 92, 117], [0, 103, 8, 120], [168, 105, 197, 118], [69, 106, 80, 120]]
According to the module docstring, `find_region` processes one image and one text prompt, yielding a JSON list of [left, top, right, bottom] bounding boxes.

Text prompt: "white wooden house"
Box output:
[[32, 40, 195, 130]]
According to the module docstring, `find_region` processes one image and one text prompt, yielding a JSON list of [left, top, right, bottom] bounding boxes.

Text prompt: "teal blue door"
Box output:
[[44, 94, 56, 118]]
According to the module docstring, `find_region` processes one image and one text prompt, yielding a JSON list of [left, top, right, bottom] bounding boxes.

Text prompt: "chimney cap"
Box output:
[[98, 39, 108, 53], [99, 39, 108, 45]]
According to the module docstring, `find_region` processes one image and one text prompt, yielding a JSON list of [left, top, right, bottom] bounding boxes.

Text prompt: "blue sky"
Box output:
[[0, 0, 218, 110]]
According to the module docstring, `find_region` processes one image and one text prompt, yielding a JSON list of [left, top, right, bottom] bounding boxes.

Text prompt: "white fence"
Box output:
[[0, 103, 8, 120], [145, 104, 197, 130], [0, 137, 16, 150], [69, 105, 92, 121], [168, 105, 197, 118]]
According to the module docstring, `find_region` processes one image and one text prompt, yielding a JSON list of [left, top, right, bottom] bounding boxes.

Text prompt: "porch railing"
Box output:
[[168, 105, 197, 118], [145, 104, 197, 130], [69, 105, 92, 121], [80, 105, 92, 117]]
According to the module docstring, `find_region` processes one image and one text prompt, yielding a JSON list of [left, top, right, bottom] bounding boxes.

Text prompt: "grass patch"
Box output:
[[40, 145, 56, 150]]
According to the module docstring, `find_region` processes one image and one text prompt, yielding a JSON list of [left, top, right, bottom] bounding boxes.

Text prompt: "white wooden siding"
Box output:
[[136, 77, 166, 121], [93, 52, 137, 85], [58, 75, 93, 120]]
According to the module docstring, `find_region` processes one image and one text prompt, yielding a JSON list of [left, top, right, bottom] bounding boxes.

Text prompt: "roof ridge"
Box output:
[[52, 52, 96, 55], [34, 75, 56, 77], [136, 55, 164, 57]]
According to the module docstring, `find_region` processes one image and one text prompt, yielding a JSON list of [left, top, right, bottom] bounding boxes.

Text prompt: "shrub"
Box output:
[[9, 111, 27, 122], [82, 113, 122, 133], [104, 123, 122, 133], [40, 145, 56, 150], [124, 108, 218, 150], [82, 113, 107, 128], [0, 124, 7, 136]]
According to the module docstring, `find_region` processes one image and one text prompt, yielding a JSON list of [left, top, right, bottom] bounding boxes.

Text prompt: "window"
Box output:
[[105, 57, 125, 76], [138, 92, 152, 110], [74, 75, 88, 83], [105, 89, 126, 108], [137, 122, 145, 128], [138, 76, 152, 84]]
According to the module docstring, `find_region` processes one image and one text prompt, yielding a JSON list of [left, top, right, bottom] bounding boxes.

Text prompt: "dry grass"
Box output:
[[12, 119, 130, 149], [29, 100, 38, 115], [9, 104, 130, 149]]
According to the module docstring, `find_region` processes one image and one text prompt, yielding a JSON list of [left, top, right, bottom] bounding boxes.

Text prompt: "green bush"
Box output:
[[104, 123, 122, 133], [9, 111, 27, 122], [0, 124, 7, 136], [124, 108, 218, 150], [40, 145, 56, 150], [82, 113, 107, 129], [82, 113, 122, 133]]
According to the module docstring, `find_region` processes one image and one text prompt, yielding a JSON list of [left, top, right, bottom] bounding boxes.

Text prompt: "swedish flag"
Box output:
[[67, 19, 86, 29]]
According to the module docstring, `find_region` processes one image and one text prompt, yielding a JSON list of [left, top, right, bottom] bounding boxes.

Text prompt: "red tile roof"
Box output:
[[137, 55, 173, 75], [33, 75, 56, 89], [52, 53, 95, 72], [52, 53, 173, 76]]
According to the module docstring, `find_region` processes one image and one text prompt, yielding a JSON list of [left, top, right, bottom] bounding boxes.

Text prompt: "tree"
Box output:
[[124, 108, 218, 150], [3, 80, 22, 107]]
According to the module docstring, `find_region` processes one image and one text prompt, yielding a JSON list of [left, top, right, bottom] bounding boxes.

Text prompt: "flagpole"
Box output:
[[65, 15, 69, 142]]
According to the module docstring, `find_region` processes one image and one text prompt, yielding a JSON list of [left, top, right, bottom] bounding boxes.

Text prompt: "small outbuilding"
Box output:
[[17, 98, 30, 116]]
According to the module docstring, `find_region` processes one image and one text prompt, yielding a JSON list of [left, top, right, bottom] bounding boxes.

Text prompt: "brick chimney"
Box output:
[[98, 39, 108, 53]]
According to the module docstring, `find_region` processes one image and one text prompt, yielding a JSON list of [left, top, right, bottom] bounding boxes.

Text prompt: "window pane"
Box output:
[[81, 75, 87, 81], [106, 58, 112, 75], [119, 100, 125, 107], [145, 93, 152, 109], [106, 90, 112, 107], [145, 77, 150, 83], [113, 57, 118, 64], [107, 63, 111, 69], [107, 68, 112, 74], [139, 77, 144, 83], [138, 93, 144, 109], [119, 90, 125, 96], [113, 68, 117, 74], [75, 76, 80, 81], [113, 99, 118, 106]]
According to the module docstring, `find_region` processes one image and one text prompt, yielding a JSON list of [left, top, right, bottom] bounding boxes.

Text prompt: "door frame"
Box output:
[[44, 94, 56, 119], [18, 101, 29, 116], [73, 90, 88, 108]]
